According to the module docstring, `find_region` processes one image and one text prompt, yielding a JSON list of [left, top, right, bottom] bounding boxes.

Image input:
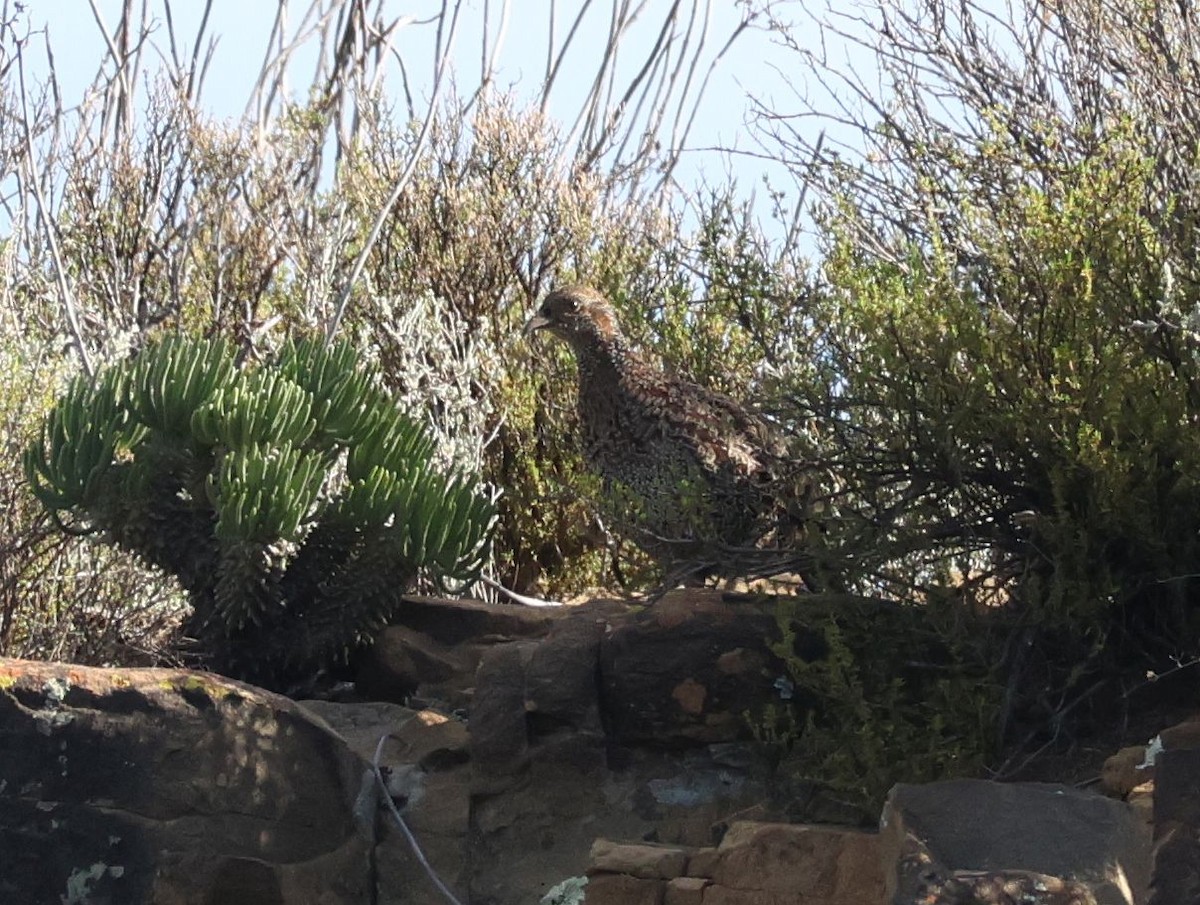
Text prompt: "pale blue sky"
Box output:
[[20, 1, 876, 244]]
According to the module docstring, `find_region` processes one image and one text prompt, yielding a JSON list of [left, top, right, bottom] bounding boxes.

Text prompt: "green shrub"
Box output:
[[0, 328, 186, 664], [26, 334, 496, 684], [759, 125, 1200, 761], [762, 596, 1001, 819]]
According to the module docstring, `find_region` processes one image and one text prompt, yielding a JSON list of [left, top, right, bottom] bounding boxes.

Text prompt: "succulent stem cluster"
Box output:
[[25, 335, 496, 683]]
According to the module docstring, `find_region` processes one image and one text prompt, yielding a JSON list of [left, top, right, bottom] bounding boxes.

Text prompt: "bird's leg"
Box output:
[[592, 512, 631, 589]]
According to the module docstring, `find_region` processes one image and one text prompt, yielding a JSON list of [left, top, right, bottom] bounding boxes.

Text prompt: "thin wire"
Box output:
[[371, 733, 466, 905]]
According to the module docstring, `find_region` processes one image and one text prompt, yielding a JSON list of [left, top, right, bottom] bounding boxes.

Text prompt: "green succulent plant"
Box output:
[[25, 334, 496, 685]]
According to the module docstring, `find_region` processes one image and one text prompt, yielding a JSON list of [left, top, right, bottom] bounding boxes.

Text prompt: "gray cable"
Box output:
[[372, 733, 465, 905]]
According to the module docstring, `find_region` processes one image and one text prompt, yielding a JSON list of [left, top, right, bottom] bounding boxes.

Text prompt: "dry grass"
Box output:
[[0, 0, 765, 660]]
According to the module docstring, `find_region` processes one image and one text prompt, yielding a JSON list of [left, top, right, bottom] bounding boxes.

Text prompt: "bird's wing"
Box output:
[[618, 356, 776, 476]]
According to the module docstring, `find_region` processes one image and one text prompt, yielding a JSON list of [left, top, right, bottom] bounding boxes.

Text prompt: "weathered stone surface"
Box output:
[[883, 779, 1150, 905], [584, 872, 665, 905], [394, 595, 557, 645], [1101, 745, 1151, 799], [302, 699, 470, 775], [360, 593, 799, 757], [356, 596, 556, 707], [702, 890, 820, 905], [467, 737, 772, 904], [459, 591, 784, 904], [1152, 718, 1200, 905], [598, 591, 787, 745], [340, 594, 775, 905], [1160, 714, 1200, 749], [0, 658, 373, 905], [19, 593, 1177, 905], [703, 820, 884, 904], [355, 624, 470, 705], [1128, 781, 1154, 827], [471, 640, 537, 774], [686, 846, 720, 878], [892, 834, 1100, 905], [889, 824, 1112, 904], [525, 614, 606, 734], [588, 839, 689, 879], [377, 765, 471, 905], [301, 700, 471, 905], [470, 735, 629, 903], [664, 875, 708, 905], [1097, 742, 1155, 835]]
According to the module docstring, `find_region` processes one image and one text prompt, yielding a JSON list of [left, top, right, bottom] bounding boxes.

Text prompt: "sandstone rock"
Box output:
[[471, 640, 536, 774], [361, 593, 801, 758], [705, 820, 884, 904], [447, 587, 781, 902], [1159, 714, 1200, 749], [1152, 718, 1200, 905], [890, 832, 1098, 905], [584, 872, 664, 905], [1101, 744, 1151, 799], [301, 700, 469, 791], [356, 595, 556, 707], [598, 591, 788, 745], [301, 700, 472, 905], [1129, 781, 1154, 828], [525, 614, 607, 734], [0, 658, 373, 905], [355, 624, 470, 705], [701, 890, 809, 905], [376, 765, 471, 905], [470, 738, 628, 901], [23, 591, 1166, 905], [664, 875, 709, 905], [468, 739, 773, 904], [394, 595, 557, 644], [686, 846, 720, 878], [883, 779, 1150, 905], [588, 839, 688, 879]]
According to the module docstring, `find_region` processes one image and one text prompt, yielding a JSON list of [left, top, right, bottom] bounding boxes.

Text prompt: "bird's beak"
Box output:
[[523, 313, 550, 337]]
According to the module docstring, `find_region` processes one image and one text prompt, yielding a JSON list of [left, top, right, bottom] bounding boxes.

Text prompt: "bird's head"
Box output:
[[523, 285, 623, 349]]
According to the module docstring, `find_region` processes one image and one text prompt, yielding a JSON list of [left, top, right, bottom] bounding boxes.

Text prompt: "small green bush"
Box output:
[[0, 333, 186, 665], [762, 596, 1001, 818], [26, 334, 496, 684], [757, 125, 1200, 766]]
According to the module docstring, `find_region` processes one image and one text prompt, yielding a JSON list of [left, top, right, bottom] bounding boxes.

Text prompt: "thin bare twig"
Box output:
[[15, 42, 92, 378], [323, 0, 464, 343]]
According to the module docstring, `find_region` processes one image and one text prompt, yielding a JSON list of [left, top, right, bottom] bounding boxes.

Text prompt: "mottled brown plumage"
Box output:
[[525, 284, 807, 579]]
